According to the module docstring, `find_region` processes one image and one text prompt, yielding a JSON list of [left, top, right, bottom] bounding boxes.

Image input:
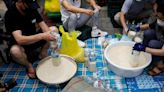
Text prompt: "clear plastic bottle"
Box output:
[[134, 23, 143, 43], [134, 35, 143, 43], [51, 49, 61, 66], [50, 31, 61, 66], [50, 31, 60, 48], [84, 48, 97, 72], [83, 76, 96, 85]]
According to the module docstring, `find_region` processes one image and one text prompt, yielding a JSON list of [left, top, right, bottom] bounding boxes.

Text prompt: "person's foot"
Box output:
[[91, 26, 108, 37], [77, 40, 86, 48], [0, 88, 5, 92], [27, 64, 37, 79], [148, 61, 164, 76], [0, 81, 6, 92]]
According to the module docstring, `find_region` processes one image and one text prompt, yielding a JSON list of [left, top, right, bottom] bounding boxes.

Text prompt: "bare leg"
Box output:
[[10, 45, 36, 78], [39, 42, 49, 59]]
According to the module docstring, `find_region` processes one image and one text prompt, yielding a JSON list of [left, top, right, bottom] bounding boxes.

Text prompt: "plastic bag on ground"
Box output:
[[59, 25, 85, 63]]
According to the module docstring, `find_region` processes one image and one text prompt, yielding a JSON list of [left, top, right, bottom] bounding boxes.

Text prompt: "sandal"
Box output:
[[26, 69, 37, 79], [148, 65, 164, 76], [0, 82, 6, 92]]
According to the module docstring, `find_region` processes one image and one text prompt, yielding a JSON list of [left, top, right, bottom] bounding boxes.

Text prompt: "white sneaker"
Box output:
[[77, 40, 86, 47], [91, 26, 108, 37]]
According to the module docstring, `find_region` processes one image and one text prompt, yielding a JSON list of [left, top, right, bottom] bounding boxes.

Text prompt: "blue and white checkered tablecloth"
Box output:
[[0, 35, 164, 92], [76, 37, 128, 92], [0, 63, 63, 92], [60, 35, 164, 92]]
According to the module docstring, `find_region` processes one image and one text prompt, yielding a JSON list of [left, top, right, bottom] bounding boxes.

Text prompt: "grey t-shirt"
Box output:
[[121, 0, 133, 14], [121, 0, 155, 19], [60, 0, 81, 24]]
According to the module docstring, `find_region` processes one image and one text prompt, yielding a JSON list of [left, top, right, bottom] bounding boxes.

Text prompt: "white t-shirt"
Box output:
[[60, 0, 81, 24]]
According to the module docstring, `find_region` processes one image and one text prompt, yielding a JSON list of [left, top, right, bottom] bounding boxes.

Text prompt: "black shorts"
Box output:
[[8, 40, 46, 63], [23, 40, 46, 51], [23, 40, 46, 62]]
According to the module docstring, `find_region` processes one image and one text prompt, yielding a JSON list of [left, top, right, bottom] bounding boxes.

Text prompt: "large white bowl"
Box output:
[[104, 41, 152, 77], [36, 55, 77, 85]]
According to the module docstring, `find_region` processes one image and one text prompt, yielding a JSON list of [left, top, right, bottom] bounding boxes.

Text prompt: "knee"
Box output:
[[144, 29, 155, 38], [114, 12, 120, 24], [148, 40, 163, 49], [10, 45, 23, 58], [93, 10, 99, 16], [69, 13, 77, 21]]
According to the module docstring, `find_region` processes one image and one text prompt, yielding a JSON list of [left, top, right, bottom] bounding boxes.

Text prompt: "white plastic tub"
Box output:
[[36, 55, 77, 85], [104, 41, 152, 77]]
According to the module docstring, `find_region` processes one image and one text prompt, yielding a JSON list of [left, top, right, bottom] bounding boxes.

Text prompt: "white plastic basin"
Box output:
[[36, 55, 77, 85], [104, 41, 152, 77]]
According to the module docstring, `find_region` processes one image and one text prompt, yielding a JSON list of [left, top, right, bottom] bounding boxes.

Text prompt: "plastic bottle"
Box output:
[[83, 76, 96, 85], [50, 31, 61, 66], [51, 49, 61, 66], [84, 48, 96, 72], [134, 23, 143, 43]]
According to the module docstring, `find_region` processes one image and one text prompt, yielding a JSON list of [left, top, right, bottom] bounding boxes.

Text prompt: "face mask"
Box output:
[[157, 19, 164, 28]]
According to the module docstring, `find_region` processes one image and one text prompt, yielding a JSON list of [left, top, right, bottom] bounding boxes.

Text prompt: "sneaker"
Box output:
[[91, 26, 108, 37], [77, 40, 86, 47]]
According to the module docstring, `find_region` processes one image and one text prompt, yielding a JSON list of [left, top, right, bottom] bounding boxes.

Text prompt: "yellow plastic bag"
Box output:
[[44, 0, 60, 12], [59, 25, 85, 63]]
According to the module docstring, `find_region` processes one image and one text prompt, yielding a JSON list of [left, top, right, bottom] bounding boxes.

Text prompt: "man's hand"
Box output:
[[133, 43, 146, 51], [42, 31, 57, 41], [93, 5, 101, 13], [84, 9, 94, 16], [129, 24, 141, 32], [123, 28, 129, 34]]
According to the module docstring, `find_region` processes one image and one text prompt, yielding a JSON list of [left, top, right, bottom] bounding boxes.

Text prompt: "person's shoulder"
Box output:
[[5, 9, 19, 23], [122, 0, 133, 7], [5, 7, 17, 16]]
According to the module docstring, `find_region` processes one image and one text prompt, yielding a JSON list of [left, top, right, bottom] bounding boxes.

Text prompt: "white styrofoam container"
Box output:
[[104, 41, 152, 77]]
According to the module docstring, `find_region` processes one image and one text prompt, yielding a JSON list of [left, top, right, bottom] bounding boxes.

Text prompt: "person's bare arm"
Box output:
[[145, 46, 164, 56], [62, 0, 94, 15], [38, 21, 58, 32], [62, 0, 87, 13], [140, 24, 150, 30], [120, 12, 128, 33], [12, 30, 54, 45], [86, 0, 96, 6], [86, 0, 101, 11], [38, 21, 51, 32]]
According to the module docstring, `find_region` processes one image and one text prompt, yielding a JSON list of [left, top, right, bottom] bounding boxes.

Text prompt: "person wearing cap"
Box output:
[[4, 0, 58, 79], [114, 0, 156, 34], [133, 0, 164, 76], [60, 0, 108, 47]]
